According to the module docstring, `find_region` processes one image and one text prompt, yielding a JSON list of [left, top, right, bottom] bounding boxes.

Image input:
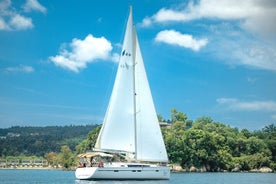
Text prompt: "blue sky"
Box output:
[[0, 0, 276, 130]]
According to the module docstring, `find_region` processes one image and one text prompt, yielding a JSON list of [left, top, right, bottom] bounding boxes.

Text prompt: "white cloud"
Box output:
[[234, 44, 276, 71], [49, 34, 117, 73], [140, 17, 151, 27], [142, 0, 276, 72], [0, 0, 46, 31], [9, 14, 33, 30], [205, 23, 276, 71], [0, 0, 11, 18], [155, 29, 208, 51], [217, 98, 276, 112], [4, 65, 34, 73], [22, 0, 47, 14], [111, 53, 120, 63], [0, 0, 12, 30], [153, 8, 190, 23], [142, 0, 276, 38]]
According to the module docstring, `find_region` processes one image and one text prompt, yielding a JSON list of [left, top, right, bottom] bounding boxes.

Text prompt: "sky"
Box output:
[[0, 0, 276, 130]]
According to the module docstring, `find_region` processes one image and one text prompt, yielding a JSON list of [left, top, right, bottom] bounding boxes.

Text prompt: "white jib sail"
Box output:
[[95, 7, 168, 163]]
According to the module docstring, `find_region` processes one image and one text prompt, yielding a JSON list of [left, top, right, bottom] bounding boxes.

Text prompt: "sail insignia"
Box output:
[[122, 49, 131, 56]]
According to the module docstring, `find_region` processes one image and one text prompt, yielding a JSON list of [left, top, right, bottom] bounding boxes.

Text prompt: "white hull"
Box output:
[[75, 163, 170, 180]]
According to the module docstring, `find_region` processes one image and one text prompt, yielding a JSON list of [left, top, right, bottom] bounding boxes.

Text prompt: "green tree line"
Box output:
[[163, 109, 276, 171], [0, 125, 97, 156], [76, 108, 275, 171], [1, 110, 275, 171]]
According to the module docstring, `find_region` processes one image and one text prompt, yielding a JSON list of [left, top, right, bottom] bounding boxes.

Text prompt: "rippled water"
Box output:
[[0, 169, 275, 184]]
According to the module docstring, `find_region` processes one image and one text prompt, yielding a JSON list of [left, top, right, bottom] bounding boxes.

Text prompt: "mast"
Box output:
[[130, 6, 138, 161]]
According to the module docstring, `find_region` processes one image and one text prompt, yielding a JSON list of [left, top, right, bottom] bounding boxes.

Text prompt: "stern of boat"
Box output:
[[75, 167, 98, 180]]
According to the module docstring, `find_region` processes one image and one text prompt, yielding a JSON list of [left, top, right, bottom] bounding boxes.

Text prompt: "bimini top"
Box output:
[[77, 152, 113, 158]]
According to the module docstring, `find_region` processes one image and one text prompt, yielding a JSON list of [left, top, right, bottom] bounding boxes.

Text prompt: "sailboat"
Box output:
[[75, 6, 170, 180]]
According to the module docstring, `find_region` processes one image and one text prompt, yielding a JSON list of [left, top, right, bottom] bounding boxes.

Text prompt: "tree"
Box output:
[[76, 125, 102, 153], [241, 129, 252, 138], [162, 112, 275, 171], [157, 114, 163, 122], [59, 145, 73, 169], [86, 125, 102, 150], [44, 152, 58, 166], [171, 108, 187, 123], [195, 116, 213, 124], [245, 136, 270, 155], [185, 120, 193, 129], [263, 124, 276, 133]]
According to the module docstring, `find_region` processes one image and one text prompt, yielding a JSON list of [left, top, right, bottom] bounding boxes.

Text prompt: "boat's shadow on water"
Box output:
[[75, 180, 169, 184]]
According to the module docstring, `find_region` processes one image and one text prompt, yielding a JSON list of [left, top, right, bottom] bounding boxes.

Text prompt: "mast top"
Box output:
[[129, 5, 132, 13]]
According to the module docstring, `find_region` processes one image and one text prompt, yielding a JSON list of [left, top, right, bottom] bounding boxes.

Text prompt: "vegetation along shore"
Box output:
[[1, 109, 275, 172]]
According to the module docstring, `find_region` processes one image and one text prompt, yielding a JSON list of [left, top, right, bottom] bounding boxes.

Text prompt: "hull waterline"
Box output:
[[75, 164, 170, 180]]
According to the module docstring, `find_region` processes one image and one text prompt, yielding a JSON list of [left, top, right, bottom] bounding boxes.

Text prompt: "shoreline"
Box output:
[[171, 164, 274, 173], [1, 167, 274, 173], [0, 166, 62, 170], [171, 170, 275, 173], [171, 168, 274, 173]]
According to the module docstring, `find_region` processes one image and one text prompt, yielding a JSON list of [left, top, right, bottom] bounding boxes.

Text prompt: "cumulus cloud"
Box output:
[[3, 65, 34, 73], [22, 0, 47, 14], [152, 8, 191, 23], [141, 0, 276, 72], [142, 0, 276, 38], [49, 34, 117, 73], [217, 98, 276, 112], [0, 0, 46, 31], [155, 29, 208, 51]]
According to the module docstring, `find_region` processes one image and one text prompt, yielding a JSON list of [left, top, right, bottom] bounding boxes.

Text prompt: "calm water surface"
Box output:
[[0, 169, 275, 184]]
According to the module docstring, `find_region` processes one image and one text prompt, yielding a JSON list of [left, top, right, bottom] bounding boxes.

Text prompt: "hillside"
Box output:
[[0, 124, 98, 156]]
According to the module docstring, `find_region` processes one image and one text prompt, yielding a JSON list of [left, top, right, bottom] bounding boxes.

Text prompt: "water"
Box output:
[[0, 169, 275, 184]]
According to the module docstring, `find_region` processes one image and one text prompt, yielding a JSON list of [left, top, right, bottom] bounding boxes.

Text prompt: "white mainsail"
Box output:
[[94, 7, 168, 163]]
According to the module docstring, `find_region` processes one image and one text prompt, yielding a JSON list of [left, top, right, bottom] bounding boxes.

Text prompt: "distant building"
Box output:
[[30, 133, 39, 136], [0, 159, 48, 168], [159, 122, 171, 129], [33, 159, 48, 167], [22, 160, 32, 167], [9, 159, 19, 166], [7, 132, 20, 137], [0, 159, 7, 167]]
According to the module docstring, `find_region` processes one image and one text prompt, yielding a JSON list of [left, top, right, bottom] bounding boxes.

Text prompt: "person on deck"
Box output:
[[82, 156, 87, 167]]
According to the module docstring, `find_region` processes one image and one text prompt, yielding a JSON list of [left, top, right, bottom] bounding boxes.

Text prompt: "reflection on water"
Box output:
[[75, 180, 169, 184]]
